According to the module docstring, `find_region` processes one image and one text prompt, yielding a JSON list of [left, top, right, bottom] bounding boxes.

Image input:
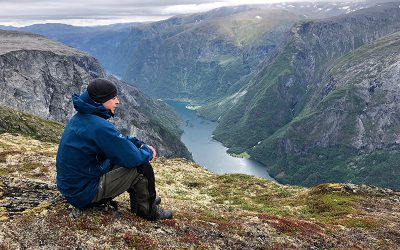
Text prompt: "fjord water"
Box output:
[[167, 100, 275, 181]]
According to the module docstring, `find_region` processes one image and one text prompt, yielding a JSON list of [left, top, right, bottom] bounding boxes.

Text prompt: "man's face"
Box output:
[[102, 96, 119, 114]]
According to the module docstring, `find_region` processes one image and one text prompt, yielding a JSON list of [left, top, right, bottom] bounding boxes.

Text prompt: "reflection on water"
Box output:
[[167, 100, 275, 181]]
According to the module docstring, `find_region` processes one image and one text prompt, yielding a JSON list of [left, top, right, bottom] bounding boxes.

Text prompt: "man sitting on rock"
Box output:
[[56, 78, 173, 221]]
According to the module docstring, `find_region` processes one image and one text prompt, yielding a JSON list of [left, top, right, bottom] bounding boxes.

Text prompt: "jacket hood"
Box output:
[[72, 90, 113, 119]]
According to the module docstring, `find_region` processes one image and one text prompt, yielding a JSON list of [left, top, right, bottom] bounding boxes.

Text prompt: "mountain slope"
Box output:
[[211, 2, 400, 188], [123, 7, 305, 101], [119, 1, 384, 102], [0, 30, 191, 158], [250, 31, 400, 188]]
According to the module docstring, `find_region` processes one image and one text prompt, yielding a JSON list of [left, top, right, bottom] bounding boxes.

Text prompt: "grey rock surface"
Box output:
[[0, 30, 191, 159], [0, 30, 87, 57]]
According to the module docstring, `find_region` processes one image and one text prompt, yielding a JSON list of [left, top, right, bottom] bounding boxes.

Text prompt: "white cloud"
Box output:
[[160, 2, 229, 14], [0, 0, 319, 27], [0, 17, 168, 27]]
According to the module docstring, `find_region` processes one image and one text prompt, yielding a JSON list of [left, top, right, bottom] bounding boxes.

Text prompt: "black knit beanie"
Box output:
[[87, 78, 117, 103]]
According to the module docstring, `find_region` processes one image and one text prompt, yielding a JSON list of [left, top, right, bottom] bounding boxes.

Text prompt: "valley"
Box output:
[[1, 0, 399, 189]]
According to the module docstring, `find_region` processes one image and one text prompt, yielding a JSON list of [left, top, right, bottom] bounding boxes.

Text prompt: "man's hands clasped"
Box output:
[[147, 145, 157, 161]]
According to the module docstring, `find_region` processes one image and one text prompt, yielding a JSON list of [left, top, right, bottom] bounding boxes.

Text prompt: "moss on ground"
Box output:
[[0, 133, 399, 249], [0, 105, 64, 143], [306, 184, 362, 223]]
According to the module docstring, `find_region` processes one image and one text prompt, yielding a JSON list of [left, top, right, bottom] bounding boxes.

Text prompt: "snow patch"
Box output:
[[229, 89, 247, 105], [255, 15, 262, 19]]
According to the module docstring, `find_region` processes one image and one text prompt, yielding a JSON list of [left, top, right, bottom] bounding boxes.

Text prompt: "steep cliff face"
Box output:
[[0, 30, 191, 159], [0, 30, 102, 122], [212, 2, 400, 188]]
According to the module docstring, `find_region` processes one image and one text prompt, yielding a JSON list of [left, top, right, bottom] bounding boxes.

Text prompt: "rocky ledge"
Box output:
[[0, 132, 399, 249]]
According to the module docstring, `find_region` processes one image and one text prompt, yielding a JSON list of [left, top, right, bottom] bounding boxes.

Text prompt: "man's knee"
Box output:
[[135, 162, 153, 173], [94, 166, 140, 201]]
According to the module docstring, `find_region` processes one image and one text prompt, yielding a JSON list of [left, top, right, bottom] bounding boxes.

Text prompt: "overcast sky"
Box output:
[[0, 0, 310, 27]]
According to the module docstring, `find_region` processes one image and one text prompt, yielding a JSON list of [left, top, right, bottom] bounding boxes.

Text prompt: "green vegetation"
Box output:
[[139, 97, 183, 137], [306, 189, 359, 220], [213, 25, 400, 190], [216, 9, 304, 46], [210, 36, 306, 152], [207, 174, 303, 216], [0, 105, 64, 143], [229, 151, 250, 158]]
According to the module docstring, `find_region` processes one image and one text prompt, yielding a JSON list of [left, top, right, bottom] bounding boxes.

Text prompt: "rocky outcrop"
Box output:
[[0, 30, 102, 122], [0, 30, 191, 159]]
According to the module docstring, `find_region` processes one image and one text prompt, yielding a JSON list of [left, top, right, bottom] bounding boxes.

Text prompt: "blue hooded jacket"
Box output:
[[56, 91, 153, 209]]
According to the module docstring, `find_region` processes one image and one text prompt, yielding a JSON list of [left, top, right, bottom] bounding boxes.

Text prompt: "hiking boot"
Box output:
[[130, 193, 161, 213], [147, 202, 173, 221], [129, 192, 137, 212], [135, 198, 173, 221]]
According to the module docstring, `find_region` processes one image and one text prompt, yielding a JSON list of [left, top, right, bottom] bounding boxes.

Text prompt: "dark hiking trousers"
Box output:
[[89, 162, 157, 215]]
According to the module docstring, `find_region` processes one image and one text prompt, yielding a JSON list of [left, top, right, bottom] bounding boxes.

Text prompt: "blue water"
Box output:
[[167, 100, 275, 181]]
